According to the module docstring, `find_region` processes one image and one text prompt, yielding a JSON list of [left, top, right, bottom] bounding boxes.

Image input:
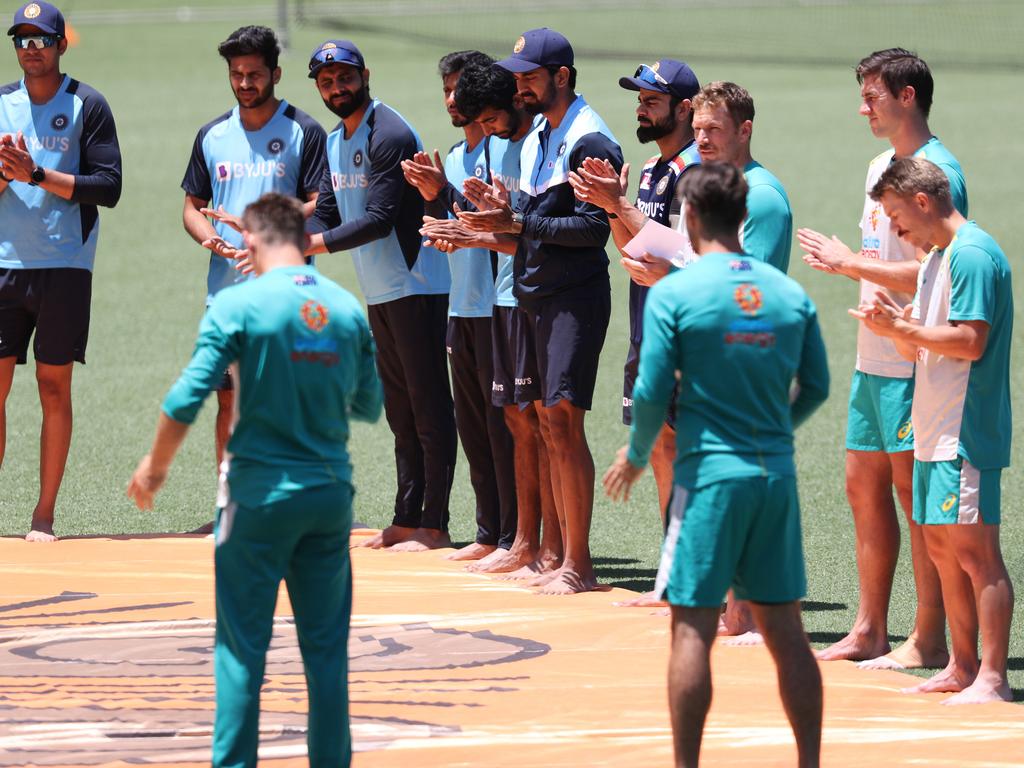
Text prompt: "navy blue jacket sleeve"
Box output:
[[316, 114, 417, 254], [70, 83, 121, 208], [520, 132, 621, 248], [295, 110, 327, 199], [307, 165, 341, 233]]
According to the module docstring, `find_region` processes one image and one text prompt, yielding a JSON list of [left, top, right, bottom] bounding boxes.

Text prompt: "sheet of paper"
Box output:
[[622, 219, 693, 265]]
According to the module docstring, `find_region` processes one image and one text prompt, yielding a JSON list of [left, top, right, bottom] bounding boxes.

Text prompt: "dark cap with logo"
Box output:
[[308, 39, 365, 79], [8, 1, 65, 37], [495, 28, 573, 73], [619, 59, 700, 101]]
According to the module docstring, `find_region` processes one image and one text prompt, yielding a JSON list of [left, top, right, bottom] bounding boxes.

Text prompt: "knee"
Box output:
[[36, 376, 71, 409]]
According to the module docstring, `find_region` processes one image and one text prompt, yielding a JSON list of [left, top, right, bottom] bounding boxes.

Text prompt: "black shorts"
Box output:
[[523, 288, 610, 411], [490, 305, 541, 407], [622, 336, 678, 428], [0, 267, 92, 365]]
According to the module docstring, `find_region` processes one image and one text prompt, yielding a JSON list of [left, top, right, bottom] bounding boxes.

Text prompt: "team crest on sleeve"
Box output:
[[655, 175, 670, 195], [51, 114, 69, 131], [557, 141, 567, 158], [513, 36, 526, 53], [300, 300, 329, 332], [353, 150, 364, 167], [24, 3, 41, 18], [474, 164, 485, 179], [267, 138, 285, 155], [734, 283, 763, 315]]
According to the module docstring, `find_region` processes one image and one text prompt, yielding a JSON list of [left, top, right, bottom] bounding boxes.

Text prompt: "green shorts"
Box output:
[[845, 370, 914, 453], [913, 457, 1001, 525], [654, 475, 807, 607]]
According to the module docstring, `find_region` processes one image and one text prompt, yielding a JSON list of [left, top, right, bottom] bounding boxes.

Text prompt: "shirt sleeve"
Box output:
[[161, 297, 242, 424], [181, 127, 212, 201], [742, 183, 791, 271], [790, 298, 830, 429], [299, 120, 328, 199], [317, 118, 418, 253], [519, 132, 622, 248], [627, 280, 681, 468], [349, 314, 383, 423], [306, 165, 341, 234], [949, 244, 996, 325], [72, 89, 122, 208]]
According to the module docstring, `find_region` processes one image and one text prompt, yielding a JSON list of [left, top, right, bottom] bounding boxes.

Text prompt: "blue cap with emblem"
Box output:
[[308, 39, 364, 79], [8, 1, 65, 37], [619, 59, 700, 101], [495, 28, 573, 73]]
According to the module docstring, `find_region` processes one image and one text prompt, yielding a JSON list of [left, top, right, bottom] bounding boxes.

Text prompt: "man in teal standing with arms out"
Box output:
[[604, 163, 827, 767], [128, 193, 382, 767]]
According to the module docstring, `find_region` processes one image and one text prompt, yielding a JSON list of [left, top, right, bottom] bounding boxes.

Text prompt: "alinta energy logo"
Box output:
[[0, 593, 549, 765]]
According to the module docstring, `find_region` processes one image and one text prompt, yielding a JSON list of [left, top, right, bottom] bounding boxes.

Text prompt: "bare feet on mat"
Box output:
[[26, 518, 57, 542], [357, 524, 417, 549], [722, 631, 765, 647], [857, 636, 949, 671], [466, 546, 535, 573], [613, 590, 667, 608], [497, 554, 561, 581], [388, 528, 453, 552], [941, 674, 1011, 705], [445, 542, 496, 561], [900, 661, 976, 695], [815, 629, 890, 662], [535, 566, 598, 595]]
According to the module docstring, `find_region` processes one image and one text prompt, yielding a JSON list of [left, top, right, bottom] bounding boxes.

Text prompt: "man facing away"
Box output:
[[129, 192, 382, 766], [181, 24, 326, 477], [852, 157, 1013, 704], [0, 1, 122, 541], [799, 48, 964, 669], [604, 162, 828, 767]]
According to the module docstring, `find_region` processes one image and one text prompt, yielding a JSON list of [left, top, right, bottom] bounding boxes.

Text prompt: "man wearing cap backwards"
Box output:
[[181, 25, 326, 488], [605, 162, 827, 767], [570, 60, 701, 607], [423, 28, 623, 594], [306, 39, 457, 552], [0, 1, 121, 542]]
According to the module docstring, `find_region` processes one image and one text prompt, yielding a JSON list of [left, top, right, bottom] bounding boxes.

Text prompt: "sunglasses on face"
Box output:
[[634, 64, 681, 99], [308, 48, 361, 71], [13, 34, 60, 50]]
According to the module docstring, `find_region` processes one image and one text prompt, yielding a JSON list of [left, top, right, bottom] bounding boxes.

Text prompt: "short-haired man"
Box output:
[[128, 192, 382, 766], [0, 1, 122, 542], [447, 62, 561, 576], [422, 29, 623, 593], [182, 25, 326, 474], [402, 50, 518, 563], [571, 60, 701, 606], [852, 157, 1013, 704], [604, 162, 828, 766], [306, 39, 457, 552], [798, 49, 964, 669]]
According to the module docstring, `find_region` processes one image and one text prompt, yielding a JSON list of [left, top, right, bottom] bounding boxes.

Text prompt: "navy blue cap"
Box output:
[[495, 28, 573, 73], [619, 60, 700, 101], [7, 1, 65, 37], [308, 39, 364, 79]]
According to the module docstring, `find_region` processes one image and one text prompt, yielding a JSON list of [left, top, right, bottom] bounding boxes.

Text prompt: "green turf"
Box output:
[[2, 2, 1023, 697]]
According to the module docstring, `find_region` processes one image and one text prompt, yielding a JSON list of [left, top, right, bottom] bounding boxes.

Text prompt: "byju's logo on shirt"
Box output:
[[331, 172, 368, 190], [214, 160, 286, 182]]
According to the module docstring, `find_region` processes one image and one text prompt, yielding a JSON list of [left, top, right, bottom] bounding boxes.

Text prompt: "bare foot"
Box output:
[[498, 556, 561, 581], [466, 547, 535, 573], [445, 542, 496, 561], [535, 567, 598, 595], [815, 629, 890, 662], [528, 569, 562, 587], [388, 528, 453, 552], [858, 636, 950, 671], [941, 674, 1012, 705], [718, 598, 756, 636], [614, 590, 668, 608], [901, 661, 977, 695], [723, 631, 765, 647], [25, 527, 57, 543], [356, 525, 417, 549]]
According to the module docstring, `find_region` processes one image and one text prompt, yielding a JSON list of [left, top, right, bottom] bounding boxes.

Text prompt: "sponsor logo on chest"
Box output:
[[215, 160, 286, 182]]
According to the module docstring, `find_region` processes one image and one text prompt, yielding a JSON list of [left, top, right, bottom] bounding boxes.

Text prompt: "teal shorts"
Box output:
[[845, 370, 914, 453], [913, 457, 1001, 525], [654, 475, 807, 607]]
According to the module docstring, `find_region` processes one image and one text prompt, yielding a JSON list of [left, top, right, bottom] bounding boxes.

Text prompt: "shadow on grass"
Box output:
[[1006, 657, 1024, 671], [1012, 689, 1024, 703], [802, 601, 847, 612], [593, 557, 642, 566], [807, 631, 909, 645]]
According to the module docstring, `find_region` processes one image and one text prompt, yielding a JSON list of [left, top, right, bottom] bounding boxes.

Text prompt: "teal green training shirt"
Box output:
[[742, 161, 792, 272], [627, 252, 829, 489], [163, 264, 383, 507]]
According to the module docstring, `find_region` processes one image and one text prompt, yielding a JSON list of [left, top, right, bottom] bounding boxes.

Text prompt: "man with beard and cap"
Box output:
[[306, 39, 457, 552], [181, 25, 326, 481], [570, 60, 701, 608], [402, 50, 518, 565], [1, 1, 122, 541], [422, 29, 623, 594]]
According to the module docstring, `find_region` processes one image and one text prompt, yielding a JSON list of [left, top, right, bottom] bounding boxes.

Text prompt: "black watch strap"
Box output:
[[29, 166, 45, 186]]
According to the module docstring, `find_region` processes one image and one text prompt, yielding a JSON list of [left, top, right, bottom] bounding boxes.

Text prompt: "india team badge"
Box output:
[[655, 175, 670, 196], [353, 150, 363, 167], [24, 3, 41, 19], [51, 114, 69, 131], [267, 138, 285, 155], [513, 36, 526, 54]]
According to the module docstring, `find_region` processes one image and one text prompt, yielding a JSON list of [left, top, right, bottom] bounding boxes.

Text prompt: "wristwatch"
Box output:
[[29, 166, 45, 186], [511, 211, 525, 234]]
